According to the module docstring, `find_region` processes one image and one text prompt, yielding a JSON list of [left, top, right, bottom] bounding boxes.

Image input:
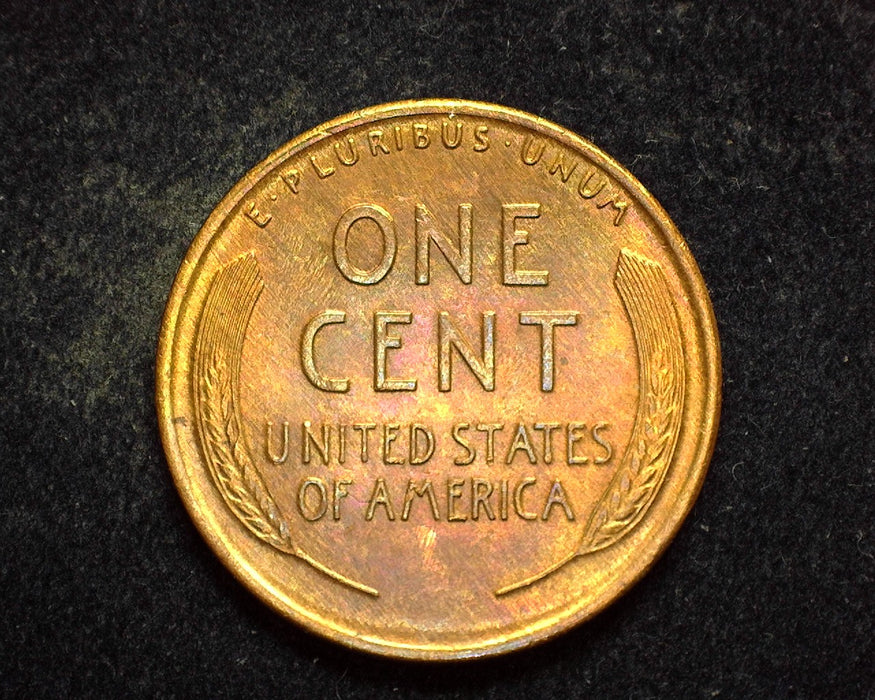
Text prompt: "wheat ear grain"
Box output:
[[577, 250, 685, 555]]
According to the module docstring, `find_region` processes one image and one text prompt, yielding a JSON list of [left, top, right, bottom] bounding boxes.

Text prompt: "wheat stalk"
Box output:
[[193, 253, 378, 596], [578, 347, 677, 553], [496, 250, 684, 596], [201, 348, 296, 553]]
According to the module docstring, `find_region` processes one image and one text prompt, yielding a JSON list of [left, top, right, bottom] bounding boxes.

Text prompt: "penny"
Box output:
[[156, 100, 721, 659]]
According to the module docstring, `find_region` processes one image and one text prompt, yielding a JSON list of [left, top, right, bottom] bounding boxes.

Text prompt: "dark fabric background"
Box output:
[[1, 1, 872, 697]]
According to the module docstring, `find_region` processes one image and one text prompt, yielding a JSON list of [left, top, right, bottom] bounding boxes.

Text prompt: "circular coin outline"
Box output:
[[156, 99, 721, 659]]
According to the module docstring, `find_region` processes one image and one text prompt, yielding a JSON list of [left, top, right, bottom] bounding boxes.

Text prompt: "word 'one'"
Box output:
[[331, 201, 550, 286]]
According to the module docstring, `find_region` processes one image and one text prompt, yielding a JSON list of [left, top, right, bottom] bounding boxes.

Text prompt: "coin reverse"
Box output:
[[156, 100, 721, 659]]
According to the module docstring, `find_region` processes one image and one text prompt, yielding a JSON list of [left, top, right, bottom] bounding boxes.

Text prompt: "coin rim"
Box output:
[[156, 98, 722, 660]]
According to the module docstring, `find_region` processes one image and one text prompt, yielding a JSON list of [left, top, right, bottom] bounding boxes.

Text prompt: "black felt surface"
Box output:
[[1, 1, 872, 697]]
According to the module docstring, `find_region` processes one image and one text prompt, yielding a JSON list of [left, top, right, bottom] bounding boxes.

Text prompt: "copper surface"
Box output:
[[156, 100, 721, 659]]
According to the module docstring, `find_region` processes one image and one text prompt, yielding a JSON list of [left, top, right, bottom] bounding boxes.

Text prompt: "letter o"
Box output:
[[333, 203, 396, 284], [298, 478, 329, 521]]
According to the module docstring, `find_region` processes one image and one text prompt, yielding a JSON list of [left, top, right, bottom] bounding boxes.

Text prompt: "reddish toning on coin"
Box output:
[[156, 100, 721, 659]]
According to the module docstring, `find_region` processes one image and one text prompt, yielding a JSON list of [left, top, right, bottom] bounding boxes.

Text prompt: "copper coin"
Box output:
[[156, 100, 721, 659]]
